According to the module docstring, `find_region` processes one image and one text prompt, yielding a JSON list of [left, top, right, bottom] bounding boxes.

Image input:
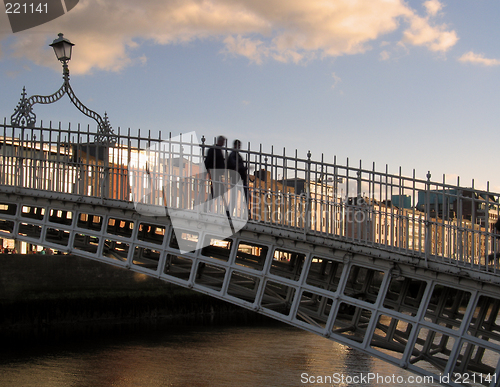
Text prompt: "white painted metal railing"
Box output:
[[1, 120, 499, 276]]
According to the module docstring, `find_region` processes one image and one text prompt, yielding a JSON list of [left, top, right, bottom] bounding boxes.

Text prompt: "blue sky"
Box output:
[[1, 0, 499, 191]]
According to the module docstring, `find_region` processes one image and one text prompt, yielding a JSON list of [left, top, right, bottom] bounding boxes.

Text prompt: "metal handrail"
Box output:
[[1, 121, 499, 275]]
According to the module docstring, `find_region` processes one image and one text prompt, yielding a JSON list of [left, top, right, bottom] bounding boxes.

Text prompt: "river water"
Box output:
[[0, 321, 442, 387]]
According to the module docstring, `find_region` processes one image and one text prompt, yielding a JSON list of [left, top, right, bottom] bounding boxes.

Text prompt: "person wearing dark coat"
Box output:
[[204, 135, 226, 199], [227, 139, 249, 204], [204, 135, 226, 171]]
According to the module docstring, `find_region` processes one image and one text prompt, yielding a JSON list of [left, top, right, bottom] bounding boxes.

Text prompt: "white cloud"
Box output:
[[138, 55, 148, 66], [1, 0, 459, 74], [380, 50, 391, 61], [222, 35, 267, 64], [331, 72, 342, 89], [459, 51, 500, 66], [332, 73, 342, 89], [424, 0, 443, 17], [402, 14, 458, 52]]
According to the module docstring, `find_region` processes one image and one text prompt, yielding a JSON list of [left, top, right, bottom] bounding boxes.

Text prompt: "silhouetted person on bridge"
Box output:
[[204, 135, 226, 200], [228, 139, 249, 204], [487, 218, 500, 265]]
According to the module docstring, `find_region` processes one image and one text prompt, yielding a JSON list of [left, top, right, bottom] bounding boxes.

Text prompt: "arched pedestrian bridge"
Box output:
[[1, 121, 500, 386]]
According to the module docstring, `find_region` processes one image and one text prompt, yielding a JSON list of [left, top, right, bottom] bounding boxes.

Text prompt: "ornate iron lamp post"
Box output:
[[11, 33, 116, 144]]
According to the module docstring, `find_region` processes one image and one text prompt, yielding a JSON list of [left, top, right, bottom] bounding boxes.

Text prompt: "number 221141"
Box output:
[[5, 3, 48, 14]]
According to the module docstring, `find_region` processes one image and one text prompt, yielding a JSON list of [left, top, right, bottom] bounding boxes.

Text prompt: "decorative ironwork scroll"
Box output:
[[10, 64, 117, 144]]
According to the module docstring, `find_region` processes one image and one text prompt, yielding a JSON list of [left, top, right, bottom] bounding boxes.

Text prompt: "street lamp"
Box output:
[[11, 33, 116, 144], [50, 32, 74, 62]]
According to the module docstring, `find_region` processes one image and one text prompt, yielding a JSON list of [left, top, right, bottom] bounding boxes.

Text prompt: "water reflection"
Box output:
[[0, 323, 440, 387]]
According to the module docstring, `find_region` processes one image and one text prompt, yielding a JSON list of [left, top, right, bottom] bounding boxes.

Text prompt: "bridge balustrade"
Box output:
[[1, 121, 499, 276]]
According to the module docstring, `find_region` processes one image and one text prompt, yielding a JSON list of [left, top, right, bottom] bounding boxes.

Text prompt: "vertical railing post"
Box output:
[[75, 125, 81, 195], [200, 135, 207, 213], [18, 127, 25, 190], [424, 171, 432, 267], [457, 188, 463, 263], [101, 141, 110, 201], [484, 189, 490, 264], [179, 136, 185, 209], [305, 150, 312, 235], [357, 168, 363, 242], [356, 169, 362, 198], [17, 150, 24, 190]]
